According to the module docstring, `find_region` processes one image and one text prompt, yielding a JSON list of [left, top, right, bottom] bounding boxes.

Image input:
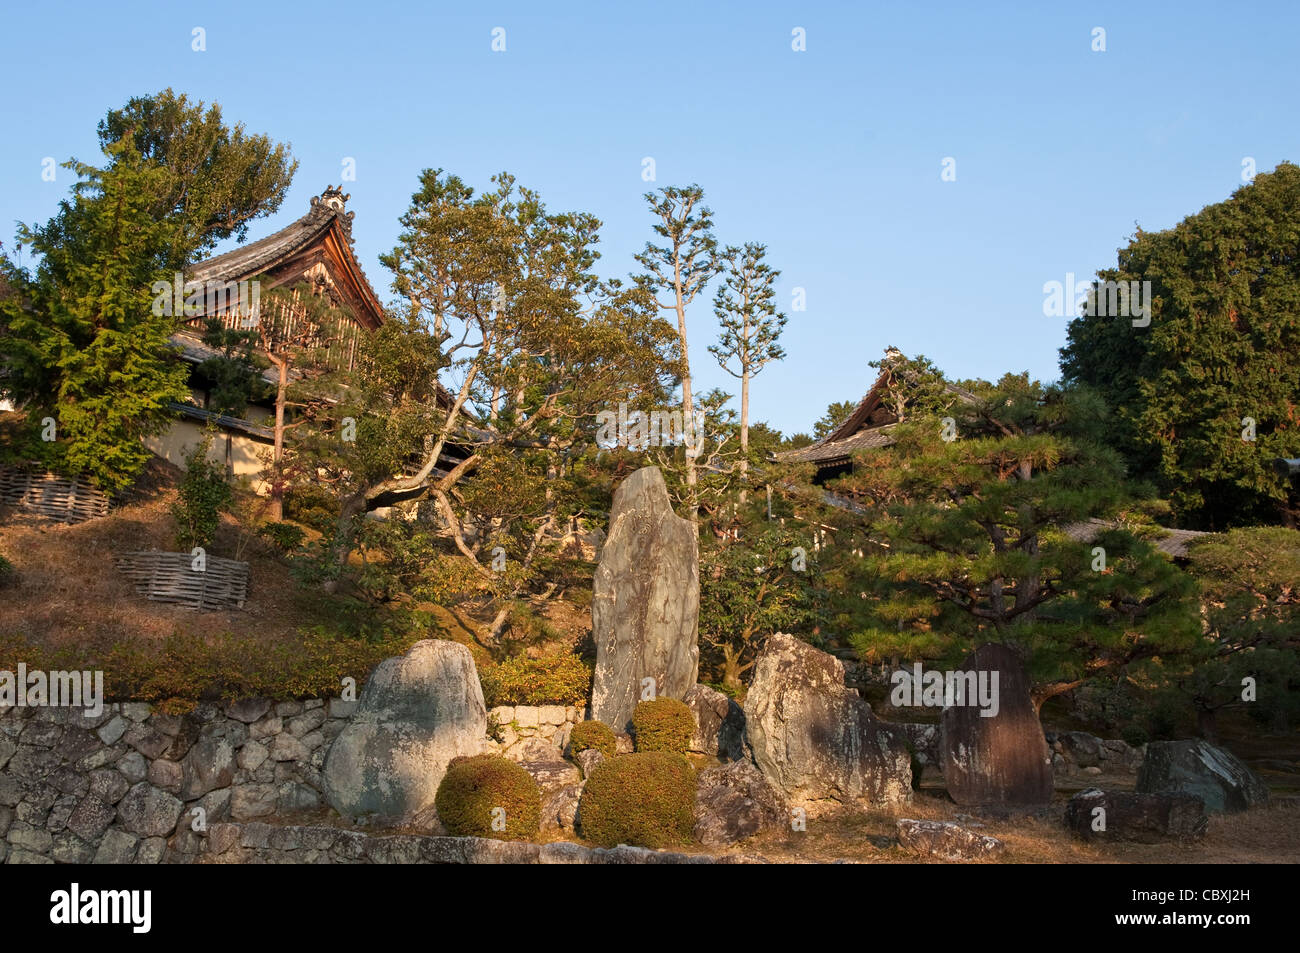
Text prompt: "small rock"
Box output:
[[116, 751, 148, 784], [51, 832, 93, 864], [249, 715, 283, 741], [96, 716, 128, 746], [93, 828, 139, 864], [122, 703, 152, 722], [88, 769, 129, 805], [7, 821, 53, 854], [180, 736, 236, 799], [147, 759, 183, 794], [238, 741, 269, 772], [896, 819, 1006, 862], [575, 749, 606, 779], [538, 705, 568, 726], [519, 759, 581, 797], [123, 723, 171, 760], [540, 783, 584, 833], [66, 797, 116, 841], [1065, 788, 1208, 843], [277, 782, 322, 812], [224, 698, 272, 723], [269, 734, 309, 762], [116, 783, 184, 838], [137, 836, 167, 864], [230, 783, 278, 820]]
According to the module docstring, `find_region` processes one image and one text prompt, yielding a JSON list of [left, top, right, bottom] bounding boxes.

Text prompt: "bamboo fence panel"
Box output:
[[114, 551, 249, 611], [0, 466, 109, 523]]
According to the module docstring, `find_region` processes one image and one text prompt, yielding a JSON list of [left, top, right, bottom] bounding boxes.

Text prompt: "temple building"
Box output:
[[775, 361, 974, 485], [146, 186, 458, 503]]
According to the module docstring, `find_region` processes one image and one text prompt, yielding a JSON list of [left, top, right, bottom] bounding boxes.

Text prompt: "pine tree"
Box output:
[[709, 243, 786, 503], [635, 185, 720, 521], [823, 374, 1203, 711]]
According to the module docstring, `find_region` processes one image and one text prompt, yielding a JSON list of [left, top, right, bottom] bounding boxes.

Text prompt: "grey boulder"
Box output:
[[684, 684, 747, 761], [1065, 788, 1208, 842], [323, 640, 487, 822], [1137, 740, 1269, 814], [744, 633, 912, 809], [693, 760, 786, 847]]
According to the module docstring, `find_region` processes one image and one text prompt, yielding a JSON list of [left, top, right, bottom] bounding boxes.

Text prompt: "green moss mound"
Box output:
[[578, 752, 696, 848], [434, 754, 541, 841], [480, 653, 591, 707], [631, 697, 694, 753], [568, 719, 617, 760]]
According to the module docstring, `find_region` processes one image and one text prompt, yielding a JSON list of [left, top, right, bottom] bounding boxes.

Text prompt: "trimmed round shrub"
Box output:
[[434, 754, 541, 841], [631, 697, 694, 754], [480, 653, 592, 707], [578, 752, 696, 848], [568, 719, 617, 760]]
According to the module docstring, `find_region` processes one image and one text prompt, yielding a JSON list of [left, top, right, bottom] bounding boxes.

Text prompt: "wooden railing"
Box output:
[[182, 289, 365, 374]]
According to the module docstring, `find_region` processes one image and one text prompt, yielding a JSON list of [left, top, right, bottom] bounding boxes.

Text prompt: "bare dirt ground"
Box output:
[[736, 789, 1300, 864]]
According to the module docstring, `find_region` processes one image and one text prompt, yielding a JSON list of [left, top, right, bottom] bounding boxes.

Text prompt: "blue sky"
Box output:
[[2, 1, 1297, 436]]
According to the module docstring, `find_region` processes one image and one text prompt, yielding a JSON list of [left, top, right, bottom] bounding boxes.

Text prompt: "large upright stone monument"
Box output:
[[939, 642, 1054, 809], [590, 466, 699, 732]]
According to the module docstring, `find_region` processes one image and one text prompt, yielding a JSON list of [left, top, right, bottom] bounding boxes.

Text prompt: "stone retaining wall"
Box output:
[[1, 696, 592, 864], [486, 704, 585, 761], [0, 697, 357, 865]]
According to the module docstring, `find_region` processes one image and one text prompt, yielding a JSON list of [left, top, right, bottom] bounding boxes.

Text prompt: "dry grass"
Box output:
[[0, 459, 360, 651]]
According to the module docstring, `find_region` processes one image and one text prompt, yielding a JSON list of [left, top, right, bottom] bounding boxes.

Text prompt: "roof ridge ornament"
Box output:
[[309, 185, 356, 237]]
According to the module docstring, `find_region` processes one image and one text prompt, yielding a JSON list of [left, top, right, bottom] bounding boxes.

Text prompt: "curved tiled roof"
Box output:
[[187, 186, 385, 329], [777, 422, 899, 464], [776, 365, 975, 466]]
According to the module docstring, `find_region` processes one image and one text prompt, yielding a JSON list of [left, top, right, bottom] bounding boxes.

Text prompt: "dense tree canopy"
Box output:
[[0, 91, 295, 492], [1061, 162, 1300, 529]]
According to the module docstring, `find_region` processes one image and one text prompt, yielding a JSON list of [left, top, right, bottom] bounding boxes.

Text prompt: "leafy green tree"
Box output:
[[699, 516, 820, 690], [1061, 162, 1300, 529], [172, 431, 233, 550], [709, 243, 786, 501], [312, 170, 677, 641], [0, 140, 190, 492], [97, 88, 296, 269], [870, 348, 964, 422], [0, 90, 295, 493], [1174, 526, 1300, 737]]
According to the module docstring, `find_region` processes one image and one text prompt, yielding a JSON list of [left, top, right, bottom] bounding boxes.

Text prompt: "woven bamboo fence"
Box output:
[[0, 466, 109, 523], [114, 551, 249, 611]]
